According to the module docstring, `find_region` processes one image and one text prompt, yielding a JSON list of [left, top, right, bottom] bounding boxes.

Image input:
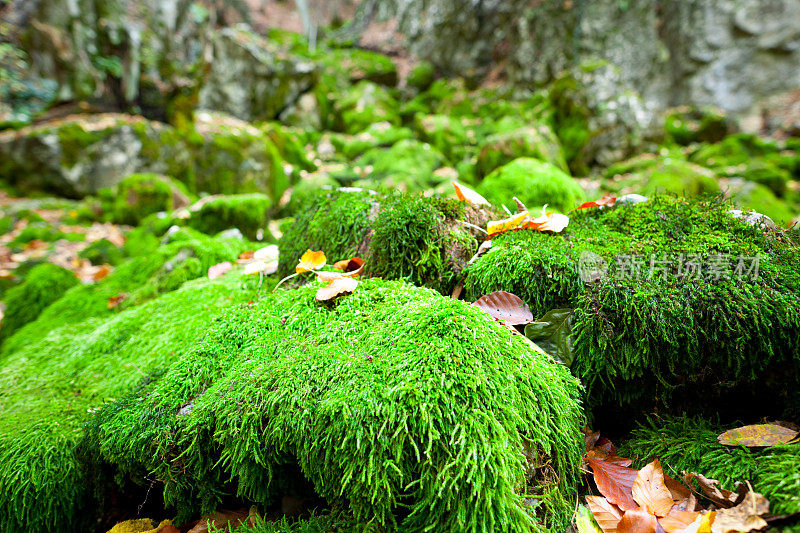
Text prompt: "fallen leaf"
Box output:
[[664, 474, 692, 504], [586, 495, 623, 532], [658, 509, 702, 533], [617, 508, 658, 533], [452, 181, 490, 206], [576, 196, 617, 210], [467, 239, 493, 265], [576, 503, 604, 533], [710, 488, 769, 533], [487, 211, 529, 235], [107, 293, 128, 309], [682, 473, 742, 509], [718, 424, 798, 447], [526, 206, 570, 233], [524, 308, 575, 366], [632, 460, 675, 517], [587, 453, 640, 511], [512, 196, 528, 213], [208, 261, 233, 280], [253, 244, 279, 263], [316, 276, 358, 301], [332, 256, 365, 276], [238, 250, 255, 261], [93, 265, 112, 281], [296, 249, 326, 273], [472, 291, 534, 325], [244, 260, 279, 275]]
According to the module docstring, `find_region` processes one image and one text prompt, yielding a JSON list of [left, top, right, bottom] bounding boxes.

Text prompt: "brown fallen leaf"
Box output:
[[710, 486, 768, 533], [718, 423, 798, 447], [617, 508, 658, 533], [332, 257, 365, 276], [296, 250, 326, 273], [107, 293, 128, 309], [316, 276, 358, 301], [682, 473, 743, 509], [587, 453, 640, 511], [664, 474, 692, 505], [452, 181, 490, 206], [587, 495, 623, 532], [472, 291, 534, 325], [632, 460, 675, 517], [238, 250, 255, 261], [93, 264, 112, 281], [576, 196, 618, 210]]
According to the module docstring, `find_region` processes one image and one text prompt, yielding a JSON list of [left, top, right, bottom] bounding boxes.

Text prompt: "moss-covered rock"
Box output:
[[186, 193, 272, 241], [464, 196, 800, 411], [477, 124, 568, 176], [0, 263, 78, 345], [412, 113, 470, 163], [325, 47, 398, 87], [406, 60, 436, 91], [605, 151, 720, 197], [278, 191, 489, 294], [0, 273, 583, 532], [107, 174, 192, 225], [476, 157, 585, 212], [333, 81, 400, 134], [329, 122, 414, 160], [78, 238, 124, 266], [727, 180, 797, 226], [353, 139, 449, 193], [621, 416, 800, 517], [663, 106, 730, 145]]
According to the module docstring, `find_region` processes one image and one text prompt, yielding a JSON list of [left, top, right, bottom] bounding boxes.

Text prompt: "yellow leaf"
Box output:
[[718, 424, 798, 447], [452, 181, 490, 206], [487, 211, 529, 235], [296, 250, 326, 273]]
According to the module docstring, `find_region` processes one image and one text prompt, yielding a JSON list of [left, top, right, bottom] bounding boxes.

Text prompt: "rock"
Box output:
[[476, 157, 586, 212], [616, 193, 649, 206], [198, 25, 318, 122], [106, 174, 192, 225], [477, 124, 568, 176], [728, 209, 776, 229], [333, 80, 400, 134]]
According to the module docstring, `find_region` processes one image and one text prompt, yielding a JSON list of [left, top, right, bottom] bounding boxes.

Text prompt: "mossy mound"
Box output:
[[278, 190, 488, 294], [0, 274, 584, 532], [186, 193, 272, 241], [620, 416, 800, 517], [333, 81, 400, 134], [0, 263, 78, 345], [78, 238, 125, 266], [85, 278, 583, 531], [7, 222, 83, 248], [105, 174, 192, 225], [412, 113, 470, 163], [476, 158, 585, 212], [464, 196, 800, 411], [663, 106, 729, 145], [328, 123, 414, 161], [605, 151, 720, 197], [728, 181, 797, 226], [352, 139, 449, 193], [477, 125, 568, 176], [406, 61, 436, 91]]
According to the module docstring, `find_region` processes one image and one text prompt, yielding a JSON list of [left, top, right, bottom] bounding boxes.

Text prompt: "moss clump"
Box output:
[[81, 278, 583, 531], [620, 416, 800, 517], [476, 157, 585, 212], [329, 122, 413, 160], [187, 193, 272, 240], [728, 181, 797, 226], [78, 238, 124, 266], [477, 125, 567, 177], [108, 173, 192, 225], [279, 191, 486, 294], [406, 60, 436, 90], [663, 106, 729, 145], [0, 263, 78, 345], [464, 196, 800, 410], [325, 48, 398, 87], [333, 81, 400, 134], [412, 113, 469, 163], [353, 139, 448, 193]]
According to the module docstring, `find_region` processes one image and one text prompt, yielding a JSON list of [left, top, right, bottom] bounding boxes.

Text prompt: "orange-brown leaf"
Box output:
[[632, 459, 675, 517], [472, 291, 534, 325], [710, 489, 768, 533], [576, 196, 617, 210], [315, 276, 358, 301], [487, 211, 529, 235], [617, 509, 658, 533], [238, 250, 255, 261], [587, 454, 640, 511], [107, 293, 128, 309], [296, 250, 326, 273], [664, 473, 692, 504], [586, 495, 623, 533], [452, 181, 490, 206], [718, 424, 798, 447], [658, 509, 703, 533], [332, 257, 365, 277], [682, 473, 741, 509], [93, 265, 112, 281]]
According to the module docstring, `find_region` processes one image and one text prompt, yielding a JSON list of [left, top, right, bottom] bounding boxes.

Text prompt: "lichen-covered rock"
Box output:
[[476, 157, 585, 212], [0, 269, 584, 532], [333, 80, 400, 134], [105, 173, 192, 225], [0, 263, 78, 345], [477, 124, 568, 176], [464, 196, 800, 412]]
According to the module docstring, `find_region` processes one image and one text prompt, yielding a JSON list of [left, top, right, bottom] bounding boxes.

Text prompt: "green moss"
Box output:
[[620, 416, 800, 517], [605, 151, 720, 197], [477, 125, 568, 176], [0, 263, 78, 345], [729, 181, 797, 226], [476, 158, 585, 212], [464, 196, 800, 409], [81, 278, 583, 531], [0, 216, 13, 236], [56, 122, 113, 169], [8, 222, 62, 246], [325, 48, 397, 86], [329, 123, 413, 160], [407, 61, 436, 91], [109, 173, 192, 225], [333, 81, 400, 134], [187, 193, 272, 241], [664, 106, 729, 145], [412, 113, 470, 163], [353, 139, 448, 193], [78, 238, 124, 266]]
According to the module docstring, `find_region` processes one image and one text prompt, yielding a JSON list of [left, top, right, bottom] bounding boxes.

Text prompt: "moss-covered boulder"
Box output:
[[476, 158, 585, 212], [412, 113, 470, 162], [477, 124, 568, 176], [329, 122, 414, 160], [324, 47, 398, 87], [352, 139, 449, 193], [406, 60, 436, 91], [0, 263, 78, 345], [278, 190, 489, 294], [727, 180, 797, 226], [0, 269, 584, 532], [605, 151, 720, 197], [333, 81, 400, 134], [663, 106, 730, 145], [185, 193, 272, 241], [77, 238, 124, 266], [105, 174, 192, 225], [464, 196, 800, 413]]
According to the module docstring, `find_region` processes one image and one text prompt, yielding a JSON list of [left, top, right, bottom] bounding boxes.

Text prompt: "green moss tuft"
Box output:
[[78, 238, 124, 266], [476, 157, 585, 212], [0, 263, 78, 345], [333, 81, 400, 134], [353, 139, 448, 193], [108, 173, 192, 225], [187, 193, 272, 240], [477, 125, 568, 176]]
